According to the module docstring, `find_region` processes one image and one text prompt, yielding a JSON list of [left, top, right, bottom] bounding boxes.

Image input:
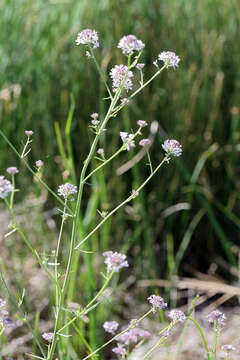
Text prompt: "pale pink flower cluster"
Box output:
[[90, 112, 100, 126], [137, 120, 147, 127], [75, 29, 99, 49], [6, 167, 19, 175], [36, 160, 44, 168], [58, 183, 77, 199], [158, 51, 180, 68], [207, 310, 226, 326], [103, 251, 129, 273], [162, 139, 182, 157], [97, 148, 104, 155], [221, 344, 236, 352], [139, 138, 151, 147], [0, 176, 13, 198], [103, 321, 119, 334], [136, 63, 145, 70], [118, 35, 145, 55], [169, 309, 186, 323], [109, 322, 151, 357], [120, 132, 135, 151], [42, 332, 54, 342], [25, 130, 33, 137], [110, 65, 133, 92], [148, 295, 167, 313], [112, 345, 126, 356], [117, 327, 151, 345]]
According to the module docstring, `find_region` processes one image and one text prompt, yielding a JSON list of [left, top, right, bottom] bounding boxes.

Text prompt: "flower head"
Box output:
[[137, 120, 148, 128], [25, 130, 33, 137], [36, 160, 44, 168], [103, 321, 119, 334], [117, 327, 151, 345], [91, 113, 99, 120], [58, 183, 77, 199], [110, 65, 133, 92], [103, 251, 129, 273], [0, 176, 13, 198], [136, 63, 145, 70], [112, 345, 126, 356], [169, 310, 186, 323], [97, 148, 104, 155], [162, 139, 182, 157], [120, 132, 135, 151], [158, 51, 180, 68], [90, 113, 99, 125], [42, 332, 54, 343], [148, 295, 167, 313], [207, 310, 226, 326], [118, 35, 145, 55], [121, 98, 130, 107], [75, 29, 99, 49], [221, 344, 236, 352], [6, 167, 19, 175], [139, 138, 151, 147]]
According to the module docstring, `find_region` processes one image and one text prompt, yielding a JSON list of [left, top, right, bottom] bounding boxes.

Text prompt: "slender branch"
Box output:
[[130, 64, 167, 100], [75, 157, 168, 249], [55, 199, 67, 309], [47, 78, 123, 360], [83, 146, 124, 183], [58, 271, 114, 334], [83, 309, 153, 360], [89, 47, 113, 99], [4, 198, 59, 289], [0, 269, 46, 358], [213, 321, 218, 360], [0, 130, 73, 214], [187, 317, 211, 360], [146, 150, 153, 174]]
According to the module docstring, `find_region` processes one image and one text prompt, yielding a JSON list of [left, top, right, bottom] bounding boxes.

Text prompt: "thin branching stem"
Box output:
[[0, 130, 73, 214], [83, 309, 153, 360], [75, 156, 168, 249]]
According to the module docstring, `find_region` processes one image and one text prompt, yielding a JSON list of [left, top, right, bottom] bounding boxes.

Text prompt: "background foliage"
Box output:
[[1, 0, 240, 354]]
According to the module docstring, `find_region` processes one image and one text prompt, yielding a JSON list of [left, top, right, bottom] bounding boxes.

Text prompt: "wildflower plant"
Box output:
[[7, 29, 237, 360]]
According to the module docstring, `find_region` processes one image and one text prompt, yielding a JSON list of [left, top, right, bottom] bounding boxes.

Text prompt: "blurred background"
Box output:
[[1, 0, 240, 357]]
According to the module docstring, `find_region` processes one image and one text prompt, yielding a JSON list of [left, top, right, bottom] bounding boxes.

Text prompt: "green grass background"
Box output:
[[0, 0, 240, 356]]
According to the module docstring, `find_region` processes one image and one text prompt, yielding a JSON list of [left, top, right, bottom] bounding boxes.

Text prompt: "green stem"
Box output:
[[187, 316, 211, 360], [130, 64, 167, 100], [75, 157, 168, 249], [143, 337, 165, 359], [173, 296, 199, 360], [55, 199, 68, 309], [47, 56, 167, 359], [89, 47, 113, 100], [58, 271, 114, 334], [0, 129, 72, 214], [9, 174, 15, 209], [4, 198, 59, 288], [146, 150, 153, 174], [47, 85, 122, 360], [83, 126, 142, 184], [213, 321, 218, 360], [83, 146, 124, 183], [0, 268, 46, 358], [20, 136, 31, 158], [83, 309, 153, 360]]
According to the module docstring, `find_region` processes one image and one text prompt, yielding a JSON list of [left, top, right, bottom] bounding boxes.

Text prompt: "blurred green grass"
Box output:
[[1, 0, 240, 283], [1, 0, 240, 356]]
